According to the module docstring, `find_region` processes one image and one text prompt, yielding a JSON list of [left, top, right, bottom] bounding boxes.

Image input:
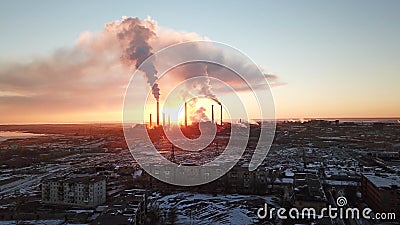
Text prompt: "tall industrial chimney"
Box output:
[[162, 113, 165, 126], [184, 102, 188, 127], [220, 104, 223, 126], [156, 101, 160, 126], [211, 105, 214, 124], [149, 114, 152, 127]]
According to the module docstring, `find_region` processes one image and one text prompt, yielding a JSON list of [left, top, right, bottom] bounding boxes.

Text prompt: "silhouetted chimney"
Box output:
[[212, 105, 214, 124], [157, 101, 160, 126], [149, 114, 152, 127], [184, 102, 188, 127], [220, 104, 223, 126]]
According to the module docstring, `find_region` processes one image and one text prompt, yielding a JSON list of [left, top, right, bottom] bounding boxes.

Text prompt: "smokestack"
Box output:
[[157, 101, 160, 126], [211, 105, 214, 124], [163, 113, 165, 126], [184, 102, 188, 127], [220, 104, 223, 126], [149, 114, 152, 127]]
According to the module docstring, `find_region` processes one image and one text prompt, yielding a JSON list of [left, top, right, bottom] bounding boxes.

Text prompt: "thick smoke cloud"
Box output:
[[0, 17, 283, 123], [116, 18, 160, 100]]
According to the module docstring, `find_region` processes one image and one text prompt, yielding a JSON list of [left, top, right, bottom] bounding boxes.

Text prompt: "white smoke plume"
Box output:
[[190, 106, 209, 122]]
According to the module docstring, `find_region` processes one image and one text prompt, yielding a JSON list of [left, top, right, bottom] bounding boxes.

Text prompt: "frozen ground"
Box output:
[[0, 220, 64, 225], [0, 131, 45, 142], [153, 192, 280, 225]]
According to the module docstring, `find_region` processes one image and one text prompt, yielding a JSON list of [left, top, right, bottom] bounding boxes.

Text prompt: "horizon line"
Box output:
[[0, 117, 399, 126]]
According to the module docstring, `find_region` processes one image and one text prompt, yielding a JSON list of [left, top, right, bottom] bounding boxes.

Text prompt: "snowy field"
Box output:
[[153, 192, 280, 225]]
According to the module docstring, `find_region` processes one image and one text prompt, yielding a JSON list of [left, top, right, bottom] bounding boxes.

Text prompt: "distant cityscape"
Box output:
[[0, 119, 399, 224]]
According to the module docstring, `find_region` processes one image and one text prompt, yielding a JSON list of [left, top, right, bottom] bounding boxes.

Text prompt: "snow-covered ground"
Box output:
[[0, 131, 45, 142], [153, 192, 279, 225], [0, 220, 64, 225], [0, 166, 63, 197]]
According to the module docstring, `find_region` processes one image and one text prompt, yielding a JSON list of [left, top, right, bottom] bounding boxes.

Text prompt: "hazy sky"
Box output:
[[0, 1, 399, 123]]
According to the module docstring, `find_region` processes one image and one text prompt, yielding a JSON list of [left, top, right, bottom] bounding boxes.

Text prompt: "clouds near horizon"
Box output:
[[0, 17, 282, 123]]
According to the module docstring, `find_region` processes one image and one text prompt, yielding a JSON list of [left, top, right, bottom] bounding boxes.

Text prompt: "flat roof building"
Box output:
[[42, 175, 106, 208], [361, 173, 400, 214]]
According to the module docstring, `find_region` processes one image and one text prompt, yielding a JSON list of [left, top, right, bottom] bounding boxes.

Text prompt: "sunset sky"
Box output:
[[0, 1, 399, 124]]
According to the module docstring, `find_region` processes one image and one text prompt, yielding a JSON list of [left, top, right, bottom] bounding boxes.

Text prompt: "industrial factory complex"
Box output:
[[148, 99, 224, 128]]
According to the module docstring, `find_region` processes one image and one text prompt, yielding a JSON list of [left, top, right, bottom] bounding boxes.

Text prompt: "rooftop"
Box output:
[[44, 175, 105, 184], [362, 173, 400, 189]]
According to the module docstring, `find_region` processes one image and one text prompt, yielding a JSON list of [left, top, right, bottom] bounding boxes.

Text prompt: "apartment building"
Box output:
[[42, 176, 106, 207]]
